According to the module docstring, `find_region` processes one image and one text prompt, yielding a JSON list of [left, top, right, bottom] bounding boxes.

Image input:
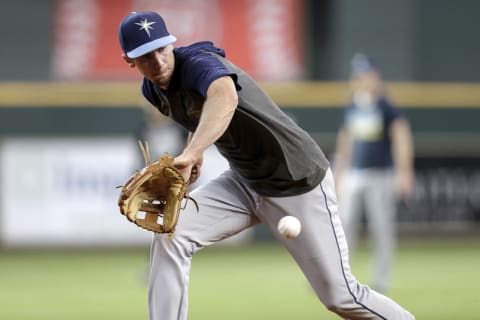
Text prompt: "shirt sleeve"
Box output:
[[179, 52, 239, 97]]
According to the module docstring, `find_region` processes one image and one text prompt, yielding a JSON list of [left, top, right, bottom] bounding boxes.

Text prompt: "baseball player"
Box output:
[[118, 11, 415, 320], [334, 54, 415, 293]]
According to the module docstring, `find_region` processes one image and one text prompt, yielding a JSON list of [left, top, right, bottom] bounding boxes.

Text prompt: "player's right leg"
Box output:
[[148, 170, 260, 320], [338, 169, 365, 252], [257, 169, 415, 320]]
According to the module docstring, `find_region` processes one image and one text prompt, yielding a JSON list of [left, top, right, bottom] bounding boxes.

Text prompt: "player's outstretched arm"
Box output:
[[333, 127, 353, 195], [391, 118, 415, 198], [174, 76, 238, 182]]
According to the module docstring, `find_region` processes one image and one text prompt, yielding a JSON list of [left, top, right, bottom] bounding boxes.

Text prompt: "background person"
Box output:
[[334, 53, 415, 293]]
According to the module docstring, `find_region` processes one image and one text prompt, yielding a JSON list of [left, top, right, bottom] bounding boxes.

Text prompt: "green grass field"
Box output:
[[0, 236, 479, 319]]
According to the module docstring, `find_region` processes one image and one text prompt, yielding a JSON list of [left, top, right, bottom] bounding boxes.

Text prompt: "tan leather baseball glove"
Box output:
[[118, 141, 197, 234]]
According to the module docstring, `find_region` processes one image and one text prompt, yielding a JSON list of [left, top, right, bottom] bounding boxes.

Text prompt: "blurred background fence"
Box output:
[[1, 0, 480, 248]]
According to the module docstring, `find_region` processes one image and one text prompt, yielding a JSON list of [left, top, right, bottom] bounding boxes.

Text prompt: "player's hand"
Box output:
[[395, 171, 415, 199], [189, 164, 201, 184], [173, 152, 203, 184]]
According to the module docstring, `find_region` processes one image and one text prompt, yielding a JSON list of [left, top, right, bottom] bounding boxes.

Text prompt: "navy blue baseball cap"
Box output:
[[351, 53, 378, 74], [119, 11, 177, 58]]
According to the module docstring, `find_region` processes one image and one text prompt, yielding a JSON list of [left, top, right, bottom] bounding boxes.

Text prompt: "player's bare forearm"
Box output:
[[175, 76, 237, 179], [333, 128, 353, 179], [184, 76, 237, 156], [333, 128, 354, 196], [391, 118, 415, 196], [391, 119, 413, 172]]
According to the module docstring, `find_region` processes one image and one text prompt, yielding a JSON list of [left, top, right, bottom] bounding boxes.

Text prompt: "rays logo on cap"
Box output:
[[135, 19, 156, 38], [119, 11, 177, 58]]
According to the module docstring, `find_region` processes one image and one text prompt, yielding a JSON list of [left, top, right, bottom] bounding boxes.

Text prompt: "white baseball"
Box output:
[[277, 216, 302, 239]]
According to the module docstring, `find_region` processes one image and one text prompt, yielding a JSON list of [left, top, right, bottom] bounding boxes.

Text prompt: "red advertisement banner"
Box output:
[[52, 0, 304, 81]]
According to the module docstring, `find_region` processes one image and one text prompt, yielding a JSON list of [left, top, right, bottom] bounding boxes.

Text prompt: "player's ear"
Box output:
[[122, 53, 135, 68]]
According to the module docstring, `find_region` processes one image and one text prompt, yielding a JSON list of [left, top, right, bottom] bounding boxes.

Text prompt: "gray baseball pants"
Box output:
[[148, 168, 414, 320], [339, 168, 396, 292]]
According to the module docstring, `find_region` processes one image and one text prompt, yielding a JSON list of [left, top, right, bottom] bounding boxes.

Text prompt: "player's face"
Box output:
[[132, 44, 175, 89], [351, 70, 382, 97]]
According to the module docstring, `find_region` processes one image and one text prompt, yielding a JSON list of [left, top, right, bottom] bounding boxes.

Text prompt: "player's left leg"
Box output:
[[148, 170, 260, 320], [256, 168, 414, 320], [365, 169, 396, 293]]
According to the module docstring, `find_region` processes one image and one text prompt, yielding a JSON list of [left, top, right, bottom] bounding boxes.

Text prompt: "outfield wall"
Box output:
[[0, 81, 479, 246], [2, 0, 480, 246]]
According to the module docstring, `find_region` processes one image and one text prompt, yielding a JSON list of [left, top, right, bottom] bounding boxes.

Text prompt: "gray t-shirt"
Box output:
[[142, 42, 329, 196]]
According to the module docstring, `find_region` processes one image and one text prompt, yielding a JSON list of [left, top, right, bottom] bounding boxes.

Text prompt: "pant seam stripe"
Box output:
[[320, 180, 388, 320]]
